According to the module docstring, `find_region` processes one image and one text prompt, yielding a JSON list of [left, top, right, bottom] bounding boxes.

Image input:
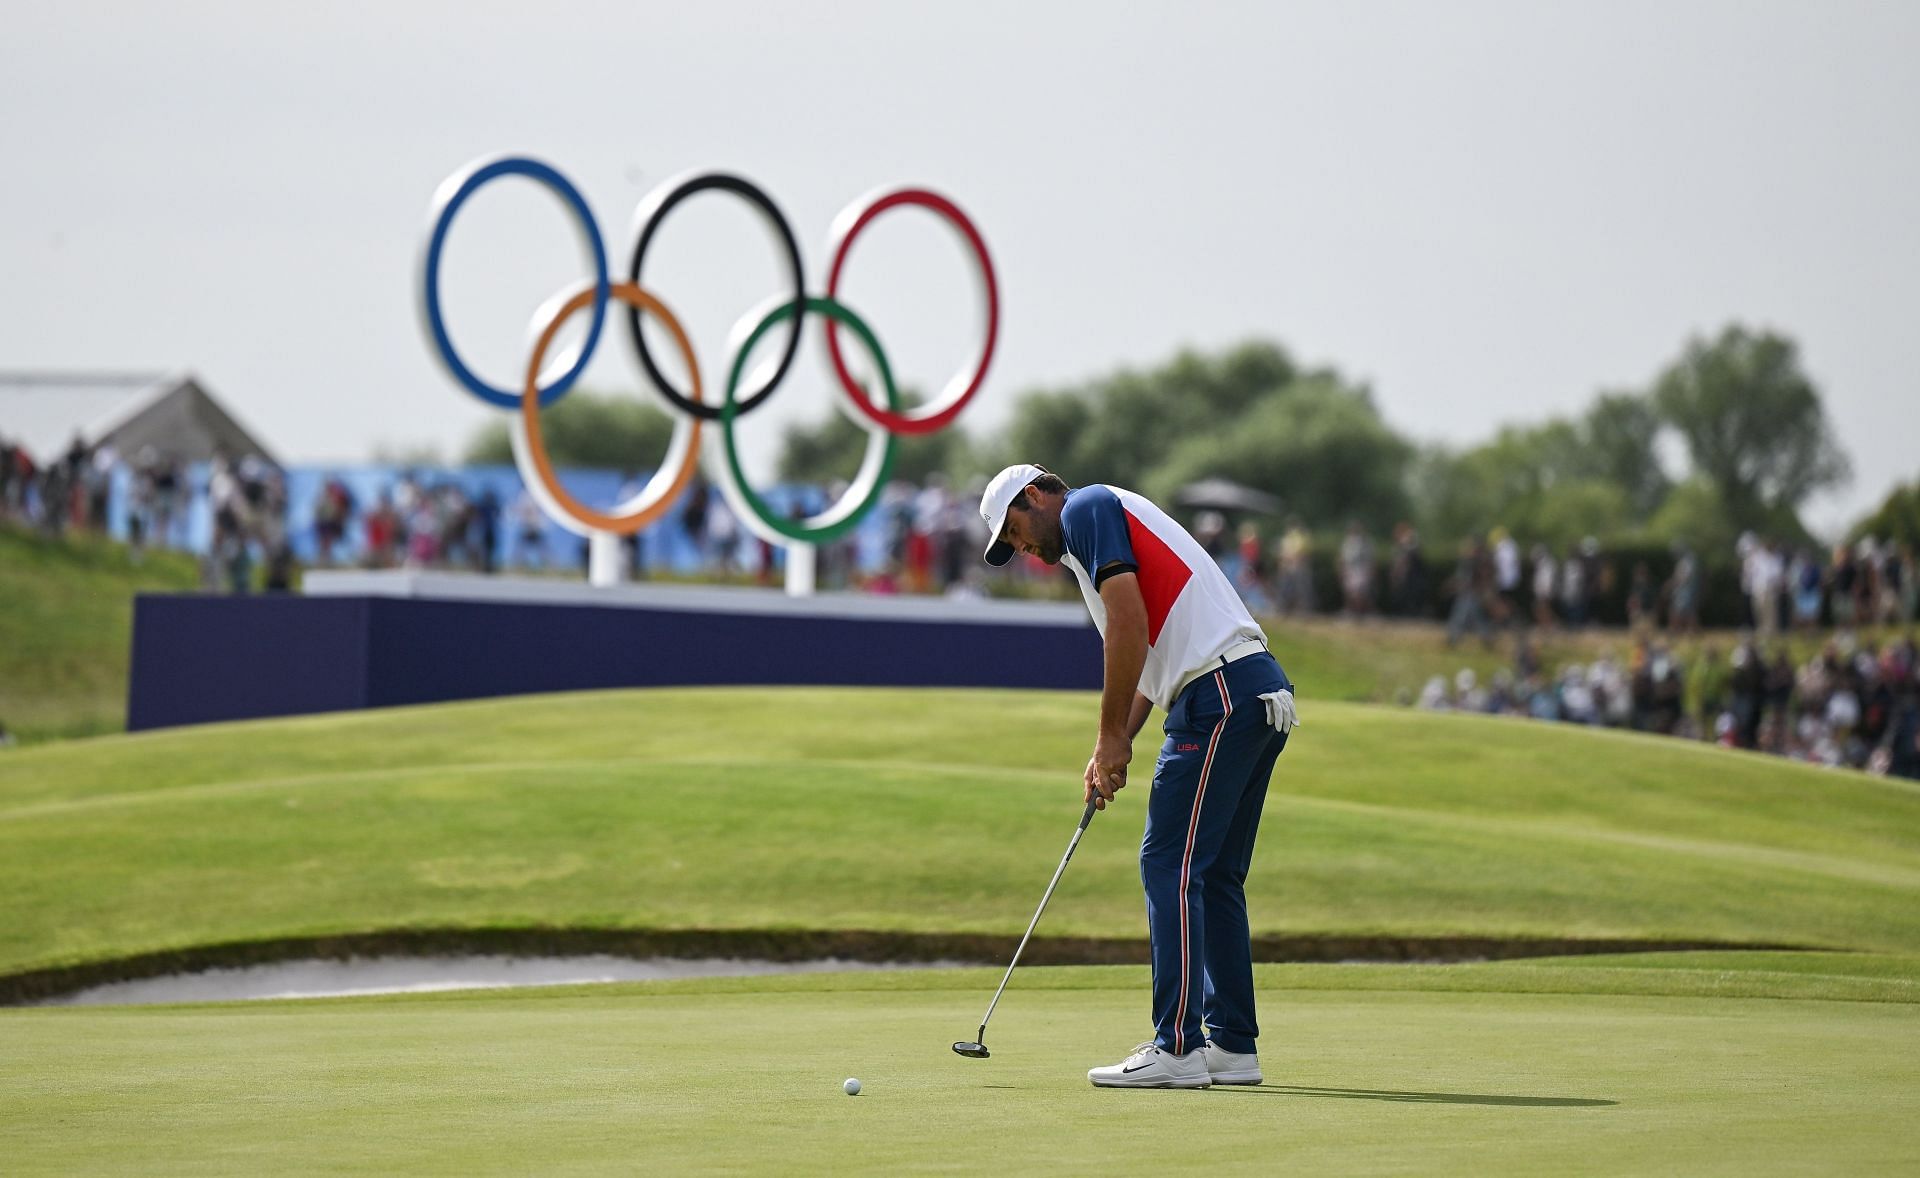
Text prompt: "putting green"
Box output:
[[3, 955, 1916, 1175]]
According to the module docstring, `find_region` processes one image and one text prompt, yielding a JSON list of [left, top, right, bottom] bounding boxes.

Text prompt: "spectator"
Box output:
[[1490, 527, 1521, 626], [1828, 542, 1859, 628], [1746, 537, 1786, 640], [939, 488, 972, 590], [1900, 543, 1919, 624], [709, 493, 739, 577], [1688, 644, 1728, 739], [1626, 561, 1657, 633], [1763, 645, 1797, 754], [86, 443, 117, 532], [1593, 650, 1633, 727], [1530, 544, 1558, 629], [511, 489, 547, 570], [127, 447, 158, 560], [1558, 541, 1589, 627], [1193, 511, 1227, 562], [364, 494, 399, 568], [1851, 538, 1879, 626], [1878, 541, 1907, 626], [679, 476, 709, 556], [1338, 520, 1375, 617], [1789, 547, 1824, 631], [1636, 644, 1686, 735], [905, 475, 953, 593], [1446, 535, 1494, 648], [312, 475, 356, 567], [615, 470, 648, 579], [0, 435, 15, 519], [1388, 522, 1428, 618], [1560, 664, 1599, 725], [1235, 521, 1271, 611], [1454, 668, 1488, 712], [475, 486, 501, 573], [1729, 637, 1765, 750], [1275, 518, 1313, 616], [1665, 543, 1702, 635]]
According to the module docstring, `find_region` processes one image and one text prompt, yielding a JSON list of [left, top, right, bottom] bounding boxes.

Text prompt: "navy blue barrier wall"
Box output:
[[127, 587, 1103, 731]]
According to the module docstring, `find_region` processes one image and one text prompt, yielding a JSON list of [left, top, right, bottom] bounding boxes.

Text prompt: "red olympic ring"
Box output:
[[822, 188, 1001, 437]]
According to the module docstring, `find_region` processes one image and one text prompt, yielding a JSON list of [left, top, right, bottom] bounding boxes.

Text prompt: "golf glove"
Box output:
[[1259, 689, 1300, 735]]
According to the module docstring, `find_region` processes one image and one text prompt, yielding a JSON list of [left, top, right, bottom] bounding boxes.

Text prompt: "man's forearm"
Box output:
[[1126, 692, 1153, 739], [1100, 622, 1148, 739]]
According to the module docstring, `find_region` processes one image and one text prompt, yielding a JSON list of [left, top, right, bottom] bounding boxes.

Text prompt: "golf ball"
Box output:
[[843, 1077, 862, 1096]]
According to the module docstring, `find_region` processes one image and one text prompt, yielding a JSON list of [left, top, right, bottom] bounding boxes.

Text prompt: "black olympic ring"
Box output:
[[624, 171, 806, 422]]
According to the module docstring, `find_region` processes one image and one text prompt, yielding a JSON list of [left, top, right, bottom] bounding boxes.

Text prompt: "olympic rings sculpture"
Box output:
[[418, 155, 999, 547]]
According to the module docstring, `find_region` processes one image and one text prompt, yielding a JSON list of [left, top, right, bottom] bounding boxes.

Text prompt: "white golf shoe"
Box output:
[[1202, 1040, 1262, 1085], [1087, 1042, 1212, 1089]]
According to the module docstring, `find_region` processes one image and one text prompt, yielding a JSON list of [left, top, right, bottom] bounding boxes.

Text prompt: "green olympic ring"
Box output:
[[718, 295, 899, 545]]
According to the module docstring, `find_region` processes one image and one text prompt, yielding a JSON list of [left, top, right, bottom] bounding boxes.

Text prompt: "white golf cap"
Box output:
[[979, 463, 1047, 566]]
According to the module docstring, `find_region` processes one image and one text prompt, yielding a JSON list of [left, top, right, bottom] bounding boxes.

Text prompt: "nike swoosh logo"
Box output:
[[1121, 1063, 1156, 1073]]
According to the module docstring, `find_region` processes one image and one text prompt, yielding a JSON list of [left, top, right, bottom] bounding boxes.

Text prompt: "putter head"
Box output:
[[952, 1040, 991, 1059]]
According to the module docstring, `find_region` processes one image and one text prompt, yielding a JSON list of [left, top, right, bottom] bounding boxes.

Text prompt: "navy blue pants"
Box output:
[[1143, 652, 1290, 1057]]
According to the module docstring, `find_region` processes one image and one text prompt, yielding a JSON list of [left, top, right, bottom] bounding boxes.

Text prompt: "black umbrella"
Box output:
[[1173, 477, 1281, 515]]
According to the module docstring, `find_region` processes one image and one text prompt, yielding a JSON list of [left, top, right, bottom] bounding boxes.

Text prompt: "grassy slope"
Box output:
[[2, 955, 1917, 1176], [0, 524, 199, 743], [4, 688, 1918, 979]]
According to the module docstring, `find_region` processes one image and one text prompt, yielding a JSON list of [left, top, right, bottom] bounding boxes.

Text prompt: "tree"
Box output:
[[1653, 325, 1850, 537], [1580, 392, 1671, 520], [991, 340, 1301, 490], [463, 391, 675, 471], [1644, 477, 1742, 557], [1851, 474, 1920, 550], [1412, 424, 1632, 547], [1144, 374, 1414, 534], [776, 390, 980, 487]]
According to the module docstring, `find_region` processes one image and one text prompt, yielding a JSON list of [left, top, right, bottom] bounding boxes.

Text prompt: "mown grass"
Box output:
[[4, 687, 1918, 985], [3, 954, 1917, 1175], [0, 524, 199, 744]]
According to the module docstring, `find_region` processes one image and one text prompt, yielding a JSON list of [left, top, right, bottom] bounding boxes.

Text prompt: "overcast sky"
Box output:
[[4, 0, 1915, 532]]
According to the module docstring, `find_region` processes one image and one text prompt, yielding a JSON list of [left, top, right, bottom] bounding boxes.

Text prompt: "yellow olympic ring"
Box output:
[[511, 282, 703, 537]]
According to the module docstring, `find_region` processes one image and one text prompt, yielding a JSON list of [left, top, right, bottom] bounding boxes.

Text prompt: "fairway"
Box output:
[[3, 957, 1917, 1175], [6, 688, 1920, 994]]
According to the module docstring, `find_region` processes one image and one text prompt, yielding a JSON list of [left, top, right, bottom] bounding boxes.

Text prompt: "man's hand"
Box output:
[[1085, 731, 1132, 809]]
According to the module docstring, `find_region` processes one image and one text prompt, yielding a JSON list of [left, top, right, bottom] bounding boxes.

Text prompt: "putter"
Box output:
[[953, 797, 1100, 1059]]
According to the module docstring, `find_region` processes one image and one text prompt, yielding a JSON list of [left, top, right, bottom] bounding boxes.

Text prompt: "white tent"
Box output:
[[0, 371, 279, 467]]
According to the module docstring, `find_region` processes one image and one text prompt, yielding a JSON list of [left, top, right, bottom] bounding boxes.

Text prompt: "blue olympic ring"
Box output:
[[419, 155, 610, 410]]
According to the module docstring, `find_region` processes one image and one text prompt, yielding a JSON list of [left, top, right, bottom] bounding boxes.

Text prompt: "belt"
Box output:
[[1172, 637, 1269, 703]]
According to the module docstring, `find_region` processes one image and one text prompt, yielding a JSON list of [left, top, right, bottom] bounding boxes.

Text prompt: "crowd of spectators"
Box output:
[[1736, 532, 1917, 637], [1415, 630, 1920, 778], [300, 470, 1003, 595], [12, 435, 1918, 636], [1212, 514, 1918, 640], [2, 432, 218, 570]]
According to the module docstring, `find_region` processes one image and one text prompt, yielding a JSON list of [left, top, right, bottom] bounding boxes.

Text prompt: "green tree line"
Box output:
[[467, 323, 1902, 550]]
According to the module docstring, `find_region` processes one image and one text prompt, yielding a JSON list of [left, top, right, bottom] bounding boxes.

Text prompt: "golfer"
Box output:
[[981, 464, 1299, 1089]]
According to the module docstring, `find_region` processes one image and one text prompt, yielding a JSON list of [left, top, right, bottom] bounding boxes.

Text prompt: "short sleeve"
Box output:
[[1060, 486, 1138, 587]]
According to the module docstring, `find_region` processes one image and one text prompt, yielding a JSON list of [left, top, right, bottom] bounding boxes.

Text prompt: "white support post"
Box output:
[[588, 530, 627, 587], [784, 541, 817, 598]]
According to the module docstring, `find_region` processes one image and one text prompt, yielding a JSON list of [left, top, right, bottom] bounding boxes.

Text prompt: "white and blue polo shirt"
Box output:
[[1058, 485, 1266, 711]]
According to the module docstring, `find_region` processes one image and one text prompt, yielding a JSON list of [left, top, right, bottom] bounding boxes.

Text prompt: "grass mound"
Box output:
[[0, 524, 199, 744], [4, 687, 1917, 993]]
